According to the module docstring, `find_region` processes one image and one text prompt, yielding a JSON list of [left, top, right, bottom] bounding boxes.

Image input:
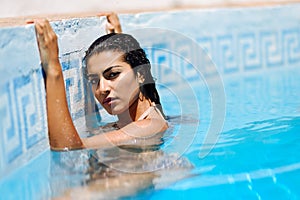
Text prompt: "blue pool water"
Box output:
[[1, 64, 299, 199], [2, 4, 300, 199], [156, 67, 300, 199]]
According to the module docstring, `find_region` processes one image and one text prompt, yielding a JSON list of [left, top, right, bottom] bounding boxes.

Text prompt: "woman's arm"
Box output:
[[83, 109, 168, 149], [35, 19, 83, 150]]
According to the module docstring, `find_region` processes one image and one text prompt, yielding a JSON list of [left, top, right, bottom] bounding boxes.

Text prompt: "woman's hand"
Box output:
[[34, 19, 60, 75], [98, 12, 122, 34]]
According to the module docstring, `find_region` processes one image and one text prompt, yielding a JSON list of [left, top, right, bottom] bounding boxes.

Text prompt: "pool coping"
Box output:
[[1, 1, 300, 27]]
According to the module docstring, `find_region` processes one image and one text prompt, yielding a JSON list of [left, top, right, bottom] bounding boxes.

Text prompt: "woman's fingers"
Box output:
[[34, 20, 49, 68], [44, 20, 58, 47], [106, 12, 122, 33], [98, 12, 122, 34], [106, 22, 115, 33], [36, 19, 52, 44], [33, 19, 59, 72], [34, 20, 45, 54]]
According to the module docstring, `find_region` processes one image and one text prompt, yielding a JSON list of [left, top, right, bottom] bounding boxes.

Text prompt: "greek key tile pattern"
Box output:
[[0, 69, 47, 170], [61, 52, 85, 121], [1, 8, 300, 177], [143, 27, 300, 88], [0, 52, 89, 173], [195, 27, 300, 74]]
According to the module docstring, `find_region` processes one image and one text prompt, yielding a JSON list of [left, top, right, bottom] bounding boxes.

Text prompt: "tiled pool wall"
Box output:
[[1, 3, 300, 184]]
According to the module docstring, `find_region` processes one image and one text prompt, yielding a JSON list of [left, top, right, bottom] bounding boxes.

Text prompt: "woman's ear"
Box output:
[[137, 72, 145, 84]]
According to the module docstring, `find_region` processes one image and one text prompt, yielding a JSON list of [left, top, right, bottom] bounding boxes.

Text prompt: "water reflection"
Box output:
[[50, 67, 300, 199], [49, 116, 196, 199]]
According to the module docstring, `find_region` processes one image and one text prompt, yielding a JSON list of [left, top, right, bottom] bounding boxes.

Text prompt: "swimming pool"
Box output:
[[1, 3, 300, 200], [1, 64, 299, 200]]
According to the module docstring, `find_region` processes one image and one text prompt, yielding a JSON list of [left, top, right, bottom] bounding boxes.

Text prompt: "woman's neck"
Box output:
[[117, 94, 151, 127]]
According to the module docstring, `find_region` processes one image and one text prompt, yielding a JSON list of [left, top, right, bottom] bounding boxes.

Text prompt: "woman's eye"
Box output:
[[107, 72, 120, 79], [89, 78, 99, 85]]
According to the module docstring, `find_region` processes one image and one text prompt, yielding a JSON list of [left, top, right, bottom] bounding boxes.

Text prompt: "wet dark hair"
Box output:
[[84, 33, 165, 117]]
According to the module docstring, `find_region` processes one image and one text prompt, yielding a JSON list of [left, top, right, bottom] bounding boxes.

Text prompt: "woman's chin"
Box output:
[[105, 107, 125, 116]]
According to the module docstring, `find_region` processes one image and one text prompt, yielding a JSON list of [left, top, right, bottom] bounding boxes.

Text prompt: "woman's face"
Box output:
[[87, 51, 140, 115]]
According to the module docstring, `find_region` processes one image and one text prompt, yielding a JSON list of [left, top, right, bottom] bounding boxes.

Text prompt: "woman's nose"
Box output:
[[97, 77, 110, 94]]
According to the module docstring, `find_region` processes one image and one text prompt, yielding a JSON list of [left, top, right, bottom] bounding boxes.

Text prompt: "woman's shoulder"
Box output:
[[144, 104, 166, 121], [88, 122, 119, 136]]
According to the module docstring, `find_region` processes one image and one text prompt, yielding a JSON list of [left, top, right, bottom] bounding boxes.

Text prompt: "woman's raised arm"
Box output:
[[35, 19, 83, 150]]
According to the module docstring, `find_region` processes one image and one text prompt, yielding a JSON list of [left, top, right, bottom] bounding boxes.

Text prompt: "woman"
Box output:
[[34, 15, 194, 199], [34, 14, 168, 151]]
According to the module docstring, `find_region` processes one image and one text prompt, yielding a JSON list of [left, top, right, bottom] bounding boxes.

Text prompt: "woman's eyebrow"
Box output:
[[103, 65, 122, 74], [87, 65, 122, 77]]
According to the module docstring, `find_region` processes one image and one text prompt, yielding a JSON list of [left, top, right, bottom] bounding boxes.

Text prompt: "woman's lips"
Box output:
[[103, 97, 117, 105]]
